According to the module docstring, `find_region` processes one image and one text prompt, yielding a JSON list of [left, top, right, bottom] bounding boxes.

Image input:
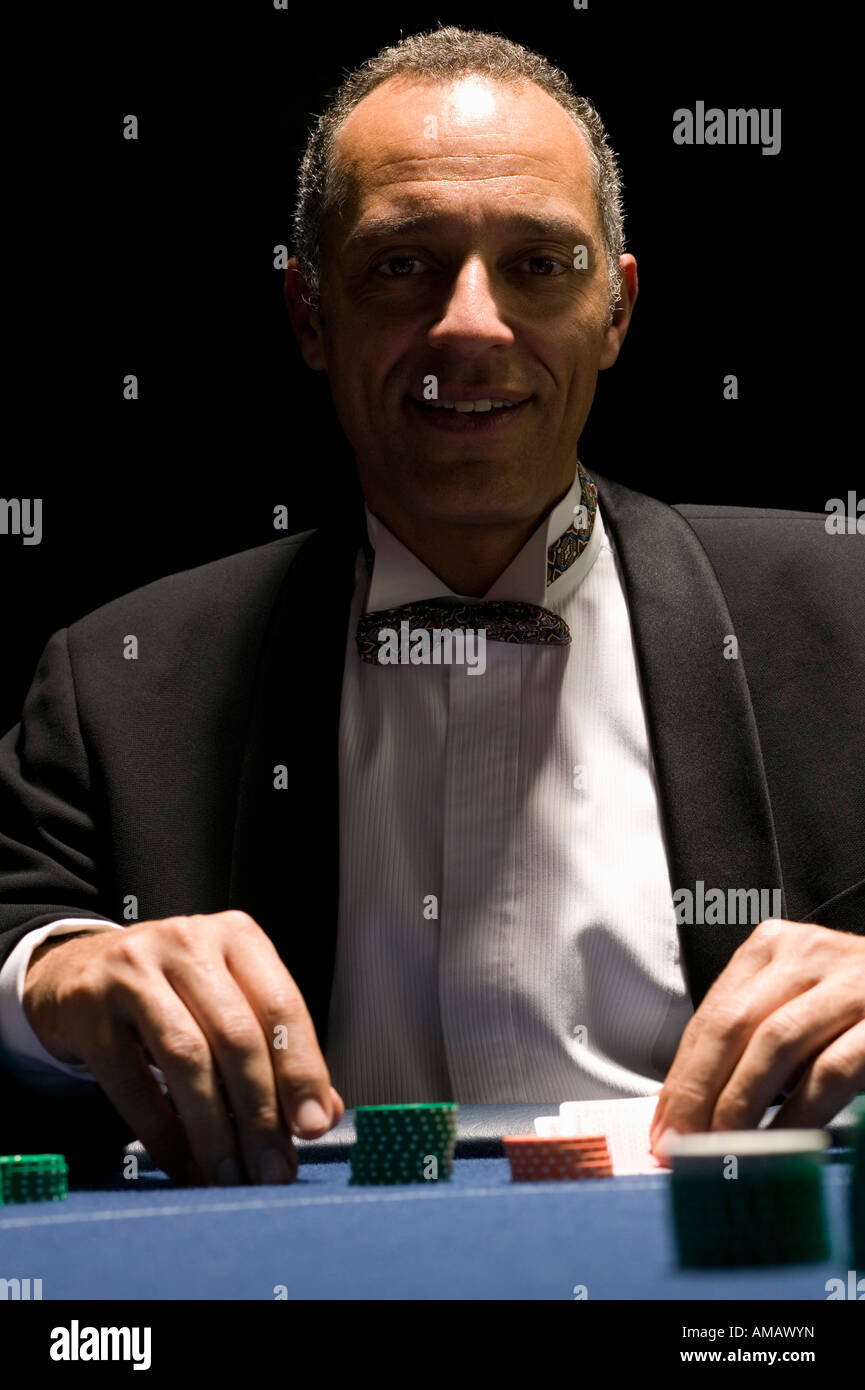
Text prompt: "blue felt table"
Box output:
[[0, 1157, 854, 1301]]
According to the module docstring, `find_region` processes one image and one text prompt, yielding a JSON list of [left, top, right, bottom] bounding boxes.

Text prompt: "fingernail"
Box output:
[[653, 1127, 679, 1159], [293, 1098, 330, 1136], [258, 1147, 293, 1185], [216, 1156, 242, 1187]]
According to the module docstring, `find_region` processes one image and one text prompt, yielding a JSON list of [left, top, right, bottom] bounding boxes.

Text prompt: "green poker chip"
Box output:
[[355, 1115, 457, 1130], [349, 1177, 448, 1186], [352, 1133, 456, 1147], [352, 1147, 453, 1157], [357, 1133, 456, 1139], [664, 1132, 829, 1268], [356, 1103, 457, 1113], [350, 1149, 455, 1165], [356, 1113, 456, 1122], [350, 1164, 453, 1185], [351, 1150, 454, 1165], [349, 1103, 459, 1186], [0, 1154, 69, 1204], [355, 1135, 456, 1148]]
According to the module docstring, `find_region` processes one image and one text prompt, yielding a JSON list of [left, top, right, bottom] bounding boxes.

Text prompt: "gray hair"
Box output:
[[292, 26, 625, 318]]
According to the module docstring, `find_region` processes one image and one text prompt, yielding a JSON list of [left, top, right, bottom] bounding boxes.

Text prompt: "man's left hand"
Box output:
[[650, 919, 865, 1159]]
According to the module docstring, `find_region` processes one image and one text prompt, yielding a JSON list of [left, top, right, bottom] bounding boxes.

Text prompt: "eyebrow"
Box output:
[[345, 212, 598, 254]]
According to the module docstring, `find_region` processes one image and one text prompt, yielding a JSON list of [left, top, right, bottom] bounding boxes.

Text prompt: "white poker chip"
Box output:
[[661, 1129, 829, 1165]]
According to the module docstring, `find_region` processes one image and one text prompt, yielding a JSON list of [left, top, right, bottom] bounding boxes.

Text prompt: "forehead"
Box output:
[[330, 75, 598, 230]]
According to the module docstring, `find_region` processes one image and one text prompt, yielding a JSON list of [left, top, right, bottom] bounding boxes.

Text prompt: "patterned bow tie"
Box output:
[[356, 597, 571, 663], [356, 461, 597, 663]]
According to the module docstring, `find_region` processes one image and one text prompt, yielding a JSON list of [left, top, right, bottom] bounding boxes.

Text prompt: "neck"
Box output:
[[373, 511, 548, 597]]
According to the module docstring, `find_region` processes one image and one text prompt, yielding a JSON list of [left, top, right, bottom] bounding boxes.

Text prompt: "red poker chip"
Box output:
[[507, 1156, 615, 1181], [504, 1141, 610, 1151], [503, 1143, 610, 1157], [504, 1132, 615, 1182], [502, 1134, 609, 1146]]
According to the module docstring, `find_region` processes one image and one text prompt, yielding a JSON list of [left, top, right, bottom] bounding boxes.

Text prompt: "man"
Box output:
[[1, 29, 863, 1188]]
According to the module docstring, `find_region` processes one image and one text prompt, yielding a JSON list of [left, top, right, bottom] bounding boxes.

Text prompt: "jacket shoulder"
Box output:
[[68, 531, 317, 640], [670, 502, 860, 578], [673, 502, 826, 523], [670, 501, 863, 632]]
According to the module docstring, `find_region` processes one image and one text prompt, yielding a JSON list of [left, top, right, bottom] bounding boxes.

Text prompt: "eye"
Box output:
[[375, 256, 428, 277], [517, 256, 568, 277]]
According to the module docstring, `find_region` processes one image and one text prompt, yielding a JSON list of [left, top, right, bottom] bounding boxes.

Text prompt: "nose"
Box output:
[[428, 257, 514, 355]]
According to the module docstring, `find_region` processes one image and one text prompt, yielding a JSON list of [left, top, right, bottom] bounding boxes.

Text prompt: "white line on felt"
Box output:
[[0, 1177, 664, 1230]]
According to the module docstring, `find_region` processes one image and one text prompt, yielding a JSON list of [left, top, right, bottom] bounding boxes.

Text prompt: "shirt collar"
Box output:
[[363, 463, 603, 612]]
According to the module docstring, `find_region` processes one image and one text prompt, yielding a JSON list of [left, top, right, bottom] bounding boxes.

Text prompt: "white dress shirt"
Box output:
[[0, 466, 693, 1102], [329, 467, 693, 1102]]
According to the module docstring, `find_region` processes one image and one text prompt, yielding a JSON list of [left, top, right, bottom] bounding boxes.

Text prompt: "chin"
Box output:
[[399, 470, 541, 524]]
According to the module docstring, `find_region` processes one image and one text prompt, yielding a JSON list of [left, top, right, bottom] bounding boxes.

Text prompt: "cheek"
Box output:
[[325, 313, 415, 390], [523, 324, 600, 400]]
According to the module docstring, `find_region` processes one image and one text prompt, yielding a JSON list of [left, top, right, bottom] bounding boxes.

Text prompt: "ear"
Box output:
[[284, 257, 327, 372], [598, 254, 638, 371]]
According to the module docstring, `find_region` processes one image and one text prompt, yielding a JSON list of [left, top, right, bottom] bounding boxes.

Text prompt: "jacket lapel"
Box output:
[[228, 509, 364, 1048], [592, 472, 786, 1007]]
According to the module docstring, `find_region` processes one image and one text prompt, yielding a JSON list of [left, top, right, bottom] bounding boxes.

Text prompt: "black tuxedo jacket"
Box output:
[[1, 475, 863, 1162]]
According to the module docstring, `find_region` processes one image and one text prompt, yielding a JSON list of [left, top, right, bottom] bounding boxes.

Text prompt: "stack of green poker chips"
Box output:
[[0, 1154, 69, 1205], [664, 1130, 830, 1268], [350, 1103, 458, 1186], [851, 1098, 865, 1268]]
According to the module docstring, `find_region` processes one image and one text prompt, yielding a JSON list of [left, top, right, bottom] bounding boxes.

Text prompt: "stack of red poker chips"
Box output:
[[502, 1134, 614, 1181]]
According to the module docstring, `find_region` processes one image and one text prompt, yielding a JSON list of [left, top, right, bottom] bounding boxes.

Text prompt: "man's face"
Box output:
[[292, 75, 635, 528]]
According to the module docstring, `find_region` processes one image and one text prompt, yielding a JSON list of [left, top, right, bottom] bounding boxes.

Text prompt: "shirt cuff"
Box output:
[[0, 918, 124, 1083]]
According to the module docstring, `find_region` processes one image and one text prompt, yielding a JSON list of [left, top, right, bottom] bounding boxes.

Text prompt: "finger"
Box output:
[[768, 1017, 865, 1128], [709, 983, 865, 1130], [329, 1085, 345, 1125], [650, 1125, 680, 1168], [653, 922, 865, 1139], [165, 953, 298, 1186], [85, 1019, 201, 1185], [223, 916, 336, 1137], [650, 924, 786, 1140], [652, 924, 825, 1138], [128, 975, 245, 1187]]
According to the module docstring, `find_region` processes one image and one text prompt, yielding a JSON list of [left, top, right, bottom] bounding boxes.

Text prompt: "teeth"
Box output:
[[424, 398, 519, 412]]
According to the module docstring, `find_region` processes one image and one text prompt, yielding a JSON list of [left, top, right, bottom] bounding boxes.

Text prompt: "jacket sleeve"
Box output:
[[0, 628, 134, 1167]]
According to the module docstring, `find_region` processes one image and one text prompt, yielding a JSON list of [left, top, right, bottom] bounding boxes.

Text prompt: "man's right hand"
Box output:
[[22, 910, 344, 1187]]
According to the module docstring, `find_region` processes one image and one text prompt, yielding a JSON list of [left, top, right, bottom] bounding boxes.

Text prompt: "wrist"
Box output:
[[23, 936, 92, 1064]]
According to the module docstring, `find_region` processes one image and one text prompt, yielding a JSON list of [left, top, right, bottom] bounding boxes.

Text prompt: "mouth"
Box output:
[[405, 392, 532, 432]]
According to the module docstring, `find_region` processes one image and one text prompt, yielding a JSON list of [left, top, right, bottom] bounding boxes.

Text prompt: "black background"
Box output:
[[3, 1, 847, 730]]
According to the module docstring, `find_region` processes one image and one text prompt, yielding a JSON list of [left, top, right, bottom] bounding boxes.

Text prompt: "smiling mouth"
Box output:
[[406, 394, 532, 430], [408, 394, 531, 413]]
